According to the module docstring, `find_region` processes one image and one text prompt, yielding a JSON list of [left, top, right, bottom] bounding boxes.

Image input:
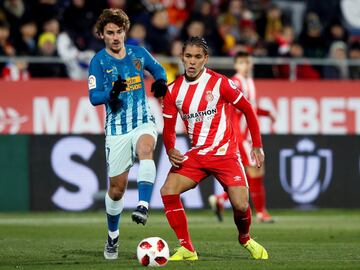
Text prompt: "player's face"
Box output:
[[101, 23, 126, 54], [234, 57, 252, 77], [182, 45, 208, 81]]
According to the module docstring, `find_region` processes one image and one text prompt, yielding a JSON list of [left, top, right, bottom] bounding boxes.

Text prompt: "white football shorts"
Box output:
[[105, 122, 158, 177]]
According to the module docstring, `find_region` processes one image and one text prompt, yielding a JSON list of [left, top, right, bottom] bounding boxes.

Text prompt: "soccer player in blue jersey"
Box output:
[[88, 8, 167, 260]]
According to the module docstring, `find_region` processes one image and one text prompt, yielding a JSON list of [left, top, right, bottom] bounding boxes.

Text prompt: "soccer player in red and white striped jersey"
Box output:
[[209, 51, 275, 223], [160, 37, 268, 261]]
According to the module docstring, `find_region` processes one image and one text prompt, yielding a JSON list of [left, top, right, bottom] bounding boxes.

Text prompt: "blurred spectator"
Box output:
[[28, 0, 60, 27], [0, 20, 15, 72], [126, 23, 150, 50], [348, 41, 360, 79], [161, 39, 183, 83], [0, 8, 6, 22], [61, 0, 95, 51], [189, 0, 223, 55], [87, 24, 105, 52], [228, 42, 249, 57], [126, 0, 164, 25], [29, 32, 67, 77], [145, 9, 171, 55], [14, 19, 38, 55], [239, 11, 259, 51], [305, 0, 340, 25], [42, 17, 60, 36], [323, 41, 349, 79], [37, 31, 57, 55], [181, 19, 205, 41], [276, 25, 294, 56], [256, 3, 287, 43], [57, 30, 94, 80], [277, 43, 320, 79], [274, 0, 306, 37], [324, 19, 349, 49], [217, 18, 237, 55], [0, 0, 356, 80], [0, 20, 15, 56], [107, 0, 126, 9], [217, 0, 242, 49], [2, 60, 30, 81], [163, 0, 188, 39], [299, 12, 326, 58], [1, 0, 32, 41]]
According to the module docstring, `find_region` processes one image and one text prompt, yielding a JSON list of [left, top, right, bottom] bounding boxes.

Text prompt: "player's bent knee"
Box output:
[[160, 182, 179, 196], [160, 184, 171, 196], [109, 191, 124, 201], [232, 201, 249, 213], [137, 146, 153, 159], [108, 186, 125, 201]]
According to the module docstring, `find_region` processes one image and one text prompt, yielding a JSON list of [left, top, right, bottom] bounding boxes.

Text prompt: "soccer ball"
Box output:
[[137, 237, 170, 267]]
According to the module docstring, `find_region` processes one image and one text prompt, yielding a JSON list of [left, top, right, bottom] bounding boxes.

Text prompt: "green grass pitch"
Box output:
[[0, 210, 360, 269]]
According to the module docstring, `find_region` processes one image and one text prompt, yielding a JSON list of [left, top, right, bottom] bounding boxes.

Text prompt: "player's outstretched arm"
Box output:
[[220, 77, 263, 152], [233, 97, 262, 146], [163, 116, 184, 168], [257, 108, 276, 122]]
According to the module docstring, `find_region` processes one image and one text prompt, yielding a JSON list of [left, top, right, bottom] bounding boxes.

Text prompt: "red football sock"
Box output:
[[247, 175, 266, 213], [215, 192, 229, 201], [233, 206, 252, 245], [162, 194, 195, 252]]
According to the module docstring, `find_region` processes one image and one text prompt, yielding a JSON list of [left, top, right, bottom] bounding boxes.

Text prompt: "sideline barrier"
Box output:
[[0, 80, 359, 135], [0, 134, 359, 211]]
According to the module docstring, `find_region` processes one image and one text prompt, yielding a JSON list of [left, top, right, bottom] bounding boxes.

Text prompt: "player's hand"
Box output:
[[109, 75, 127, 112], [251, 147, 265, 168], [109, 75, 127, 101], [167, 148, 185, 168], [269, 112, 276, 123], [151, 79, 167, 98]]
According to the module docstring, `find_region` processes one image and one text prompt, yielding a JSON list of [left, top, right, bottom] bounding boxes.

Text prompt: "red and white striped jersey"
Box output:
[[231, 74, 271, 141], [231, 74, 256, 107], [231, 74, 256, 140], [163, 68, 249, 156]]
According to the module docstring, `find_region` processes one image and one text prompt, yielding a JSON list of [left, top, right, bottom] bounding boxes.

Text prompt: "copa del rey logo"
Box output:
[[279, 138, 333, 204], [0, 107, 28, 134]]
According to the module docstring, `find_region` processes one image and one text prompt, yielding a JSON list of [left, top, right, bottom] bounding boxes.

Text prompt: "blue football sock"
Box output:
[[138, 181, 154, 207], [137, 160, 156, 208], [105, 193, 123, 235], [107, 213, 120, 232]]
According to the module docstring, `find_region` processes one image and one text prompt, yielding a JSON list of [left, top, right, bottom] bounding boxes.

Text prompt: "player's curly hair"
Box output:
[[95, 8, 130, 35], [182, 36, 209, 55]]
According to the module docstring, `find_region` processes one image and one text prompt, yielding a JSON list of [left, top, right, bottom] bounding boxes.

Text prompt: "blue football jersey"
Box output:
[[88, 45, 167, 135]]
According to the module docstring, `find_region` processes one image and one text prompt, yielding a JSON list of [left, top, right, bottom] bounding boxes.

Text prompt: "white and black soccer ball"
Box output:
[[136, 237, 170, 267]]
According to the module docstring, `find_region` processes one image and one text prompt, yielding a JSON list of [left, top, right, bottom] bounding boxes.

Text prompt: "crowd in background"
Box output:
[[0, 0, 359, 81]]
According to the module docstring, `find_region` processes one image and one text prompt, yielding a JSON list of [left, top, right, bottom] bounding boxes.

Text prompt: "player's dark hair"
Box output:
[[182, 36, 209, 55], [96, 8, 130, 35], [234, 51, 250, 62]]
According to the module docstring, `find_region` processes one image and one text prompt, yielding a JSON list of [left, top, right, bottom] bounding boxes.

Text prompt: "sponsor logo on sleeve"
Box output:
[[88, 75, 96, 90], [228, 79, 237, 90]]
